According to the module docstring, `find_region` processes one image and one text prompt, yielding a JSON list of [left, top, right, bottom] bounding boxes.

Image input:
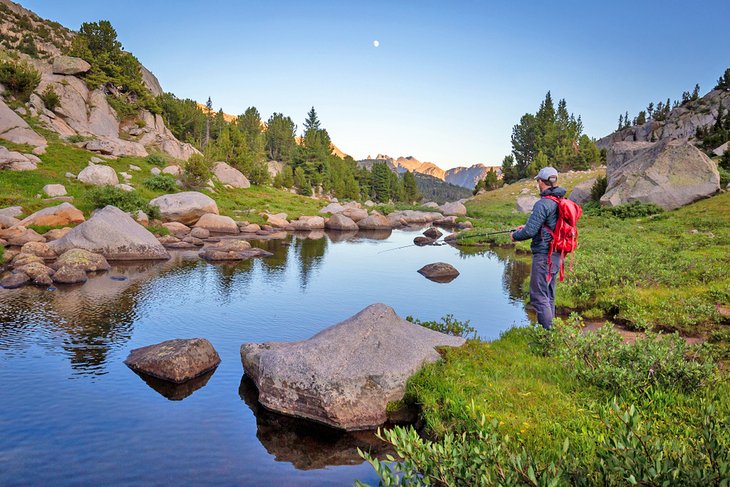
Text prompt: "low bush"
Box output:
[[585, 201, 664, 219], [531, 317, 717, 394], [406, 314, 477, 339], [143, 174, 177, 192], [182, 154, 211, 189], [145, 154, 165, 167], [40, 85, 60, 111], [145, 224, 169, 236], [85, 186, 160, 220], [0, 59, 40, 101]]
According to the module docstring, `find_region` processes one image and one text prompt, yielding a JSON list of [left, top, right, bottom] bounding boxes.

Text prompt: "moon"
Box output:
[[372, 40, 380, 48]]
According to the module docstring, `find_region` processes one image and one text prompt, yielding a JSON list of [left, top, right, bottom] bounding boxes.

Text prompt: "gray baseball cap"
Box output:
[[534, 166, 558, 181]]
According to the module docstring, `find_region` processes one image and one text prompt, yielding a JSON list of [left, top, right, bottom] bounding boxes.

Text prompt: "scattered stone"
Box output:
[[15, 262, 54, 286], [151, 167, 161, 175], [51, 248, 110, 273], [158, 235, 181, 245], [0, 215, 20, 229], [52, 266, 88, 284], [0, 206, 23, 219], [52, 55, 91, 75], [456, 221, 473, 230], [417, 262, 460, 283], [11, 252, 44, 268], [341, 207, 368, 222], [0, 271, 30, 289], [115, 183, 134, 192], [182, 236, 205, 246], [17, 202, 84, 227], [0, 145, 38, 170], [364, 200, 375, 207], [1, 227, 45, 246], [189, 227, 210, 239], [423, 227, 443, 240], [65, 172, 76, 179], [199, 240, 272, 260], [212, 161, 250, 188], [77, 163, 119, 186], [239, 223, 261, 233], [32, 146, 47, 156], [42, 184, 67, 198], [20, 241, 56, 260], [90, 157, 104, 164], [357, 213, 391, 230], [129, 164, 141, 171], [266, 214, 290, 228], [44, 227, 73, 241], [439, 201, 468, 217], [194, 214, 239, 234], [240, 304, 465, 430], [162, 222, 191, 237], [516, 196, 540, 214], [413, 236, 434, 246], [162, 165, 182, 177], [125, 338, 221, 384], [325, 213, 358, 231], [290, 216, 326, 231], [135, 210, 149, 226], [320, 203, 346, 214], [149, 192, 219, 225], [423, 202, 439, 209], [49, 206, 170, 260]]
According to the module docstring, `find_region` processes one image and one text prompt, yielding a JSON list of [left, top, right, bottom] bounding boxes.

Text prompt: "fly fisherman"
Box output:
[[510, 167, 567, 330]]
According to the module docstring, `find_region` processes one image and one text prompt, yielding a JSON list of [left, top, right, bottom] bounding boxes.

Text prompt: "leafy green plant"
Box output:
[[0, 245, 5, 265], [85, 186, 160, 220], [145, 154, 166, 167], [40, 85, 60, 111], [0, 59, 40, 101], [406, 314, 477, 339], [142, 174, 177, 192], [145, 224, 169, 236], [66, 134, 91, 144], [585, 201, 664, 219]]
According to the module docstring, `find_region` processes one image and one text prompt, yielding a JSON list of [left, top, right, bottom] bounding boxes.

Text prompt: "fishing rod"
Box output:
[[377, 229, 515, 254]]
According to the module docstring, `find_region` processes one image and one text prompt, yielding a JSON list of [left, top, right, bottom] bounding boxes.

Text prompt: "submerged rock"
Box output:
[[51, 248, 110, 273], [52, 265, 88, 284], [413, 236, 435, 246], [240, 303, 465, 431], [124, 338, 221, 384], [0, 271, 30, 289], [199, 240, 272, 261], [423, 227, 443, 240]]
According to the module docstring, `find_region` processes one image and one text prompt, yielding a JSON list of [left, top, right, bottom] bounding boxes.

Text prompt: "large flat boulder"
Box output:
[[149, 191, 219, 225], [49, 206, 170, 260], [439, 201, 467, 217], [357, 213, 391, 230], [52, 56, 91, 75], [325, 213, 358, 231], [194, 213, 239, 234], [241, 303, 465, 431], [17, 202, 84, 227], [77, 163, 119, 186], [125, 338, 221, 384], [212, 161, 250, 189], [601, 139, 720, 210]]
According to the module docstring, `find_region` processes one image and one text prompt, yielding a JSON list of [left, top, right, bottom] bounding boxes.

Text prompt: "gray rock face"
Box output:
[[516, 195, 540, 213], [139, 65, 163, 97], [568, 178, 597, 206], [0, 215, 20, 229], [77, 163, 119, 186], [52, 56, 91, 75], [125, 338, 221, 384], [325, 213, 358, 231], [241, 304, 465, 430], [49, 206, 170, 260], [417, 262, 460, 283], [212, 162, 250, 189], [150, 191, 219, 225], [0, 206, 23, 219], [0, 98, 46, 147], [601, 139, 720, 210]]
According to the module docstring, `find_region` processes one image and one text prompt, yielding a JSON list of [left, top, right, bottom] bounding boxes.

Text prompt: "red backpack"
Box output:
[[542, 195, 582, 282]]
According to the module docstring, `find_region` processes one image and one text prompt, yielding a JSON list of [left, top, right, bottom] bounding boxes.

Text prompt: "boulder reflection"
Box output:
[[132, 368, 216, 401], [238, 376, 393, 470]]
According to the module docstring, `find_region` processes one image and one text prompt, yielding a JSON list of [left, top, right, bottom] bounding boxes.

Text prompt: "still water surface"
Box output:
[[0, 228, 530, 486]]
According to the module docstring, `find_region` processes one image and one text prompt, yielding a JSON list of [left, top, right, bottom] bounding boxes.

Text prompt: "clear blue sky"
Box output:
[[24, 0, 729, 169]]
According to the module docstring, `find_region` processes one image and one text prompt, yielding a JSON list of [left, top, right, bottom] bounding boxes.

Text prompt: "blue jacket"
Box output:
[[511, 186, 567, 254]]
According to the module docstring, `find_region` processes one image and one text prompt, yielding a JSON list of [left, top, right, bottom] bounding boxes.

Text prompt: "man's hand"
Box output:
[[510, 225, 524, 242]]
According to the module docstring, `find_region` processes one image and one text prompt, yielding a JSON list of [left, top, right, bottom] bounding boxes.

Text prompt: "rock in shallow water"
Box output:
[[417, 262, 460, 283], [124, 338, 221, 384], [240, 303, 465, 431]]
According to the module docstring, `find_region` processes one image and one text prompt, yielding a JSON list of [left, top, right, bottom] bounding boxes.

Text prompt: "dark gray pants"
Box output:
[[530, 252, 561, 329]]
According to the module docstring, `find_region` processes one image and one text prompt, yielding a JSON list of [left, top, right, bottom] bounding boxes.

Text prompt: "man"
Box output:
[[510, 167, 567, 330]]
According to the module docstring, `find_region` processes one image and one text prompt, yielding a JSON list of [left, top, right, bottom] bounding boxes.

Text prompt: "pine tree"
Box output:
[[636, 111, 647, 125], [371, 162, 392, 202], [501, 154, 516, 184], [647, 102, 654, 119], [402, 171, 421, 202], [204, 96, 212, 148], [294, 166, 311, 195], [691, 84, 700, 101], [618, 114, 624, 131], [715, 68, 730, 90], [720, 147, 730, 171]]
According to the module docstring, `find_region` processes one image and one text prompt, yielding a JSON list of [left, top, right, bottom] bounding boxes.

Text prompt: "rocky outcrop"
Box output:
[[439, 201, 468, 217], [601, 139, 720, 210], [568, 178, 597, 206], [212, 162, 250, 189], [0, 226, 45, 246], [240, 304, 465, 430], [290, 216, 325, 231], [49, 206, 170, 260], [444, 164, 496, 189], [50, 248, 110, 283], [77, 163, 119, 186], [149, 192, 219, 225], [52, 56, 90, 75], [125, 338, 221, 384], [0, 98, 46, 147], [17, 202, 84, 227], [0, 145, 41, 171]]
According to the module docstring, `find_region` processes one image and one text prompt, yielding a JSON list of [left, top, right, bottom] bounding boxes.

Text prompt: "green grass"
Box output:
[[461, 170, 730, 336], [0, 140, 324, 224], [399, 326, 729, 469]]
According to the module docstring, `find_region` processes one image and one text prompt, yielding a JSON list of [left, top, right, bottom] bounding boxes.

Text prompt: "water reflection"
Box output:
[[239, 376, 393, 470], [454, 244, 531, 303], [133, 368, 216, 401]]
